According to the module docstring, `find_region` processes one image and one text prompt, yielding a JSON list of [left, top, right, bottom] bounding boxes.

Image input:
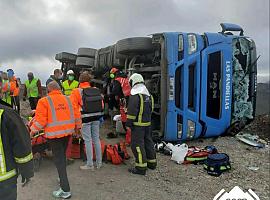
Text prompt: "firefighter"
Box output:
[[23, 72, 43, 110], [30, 81, 81, 199], [0, 99, 34, 200], [62, 70, 79, 96], [109, 67, 131, 144], [126, 73, 157, 175], [7, 69, 20, 113]]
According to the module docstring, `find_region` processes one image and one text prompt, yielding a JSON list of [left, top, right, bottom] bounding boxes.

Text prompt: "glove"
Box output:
[[21, 176, 31, 187]]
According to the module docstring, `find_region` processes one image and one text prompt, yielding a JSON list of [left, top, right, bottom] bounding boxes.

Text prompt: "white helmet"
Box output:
[[67, 70, 75, 75], [129, 73, 144, 87]]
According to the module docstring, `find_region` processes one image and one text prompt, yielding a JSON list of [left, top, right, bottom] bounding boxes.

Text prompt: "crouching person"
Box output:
[[70, 72, 104, 170], [30, 81, 81, 199], [126, 73, 157, 175]]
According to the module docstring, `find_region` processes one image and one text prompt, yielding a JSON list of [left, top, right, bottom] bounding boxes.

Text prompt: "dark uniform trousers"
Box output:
[[131, 126, 156, 170], [48, 136, 70, 192], [29, 97, 40, 110], [0, 183, 17, 200]]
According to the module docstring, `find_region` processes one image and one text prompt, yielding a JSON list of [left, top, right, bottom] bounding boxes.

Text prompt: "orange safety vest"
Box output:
[[9, 76, 20, 96], [31, 90, 76, 139], [115, 77, 131, 97]]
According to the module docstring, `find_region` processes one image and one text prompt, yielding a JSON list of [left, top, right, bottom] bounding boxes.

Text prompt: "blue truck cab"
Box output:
[[55, 23, 257, 142], [155, 23, 257, 141]]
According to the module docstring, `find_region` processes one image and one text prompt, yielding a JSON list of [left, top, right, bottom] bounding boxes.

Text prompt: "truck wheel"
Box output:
[[116, 37, 155, 55], [77, 48, 97, 58], [76, 57, 95, 67]]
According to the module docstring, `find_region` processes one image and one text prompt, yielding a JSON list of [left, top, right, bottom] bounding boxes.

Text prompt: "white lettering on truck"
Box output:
[[225, 61, 231, 110]]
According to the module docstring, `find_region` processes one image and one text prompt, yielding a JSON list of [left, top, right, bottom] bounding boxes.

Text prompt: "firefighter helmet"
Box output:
[[129, 73, 144, 87]]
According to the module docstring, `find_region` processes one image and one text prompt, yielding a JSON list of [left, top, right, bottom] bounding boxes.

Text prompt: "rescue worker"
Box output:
[[30, 81, 81, 199], [109, 67, 131, 144], [62, 70, 79, 96], [46, 69, 63, 89], [0, 99, 34, 200], [126, 73, 157, 175], [7, 69, 20, 113], [61, 70, 79, 164], [1, 72, 12, 105], [70, 72, 103, 170], [23, 72, 42, 110]]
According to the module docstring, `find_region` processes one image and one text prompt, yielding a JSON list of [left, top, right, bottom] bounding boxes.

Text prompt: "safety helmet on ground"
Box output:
[[129, 73, 144, 87], [67, 70, 75, 75]]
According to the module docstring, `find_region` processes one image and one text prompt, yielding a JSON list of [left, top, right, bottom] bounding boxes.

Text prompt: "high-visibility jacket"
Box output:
[[115, 77, 131, 97], [25, 78, 39, 98], [70, 82, 104, 124], [127, 94, 154, 127], [62, 80, 79, 96], [30, 90, 81, 139], [9, 76, 20, 97], [0, 105, 34, 186], [1, 80, 11, 105]]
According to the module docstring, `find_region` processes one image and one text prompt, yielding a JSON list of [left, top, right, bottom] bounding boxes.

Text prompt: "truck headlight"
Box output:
[[187, 120, 196, 139], [188, 34, 197, 54]]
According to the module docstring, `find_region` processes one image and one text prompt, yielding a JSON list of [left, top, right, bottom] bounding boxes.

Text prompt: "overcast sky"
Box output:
[[0, 0, 269, 83]]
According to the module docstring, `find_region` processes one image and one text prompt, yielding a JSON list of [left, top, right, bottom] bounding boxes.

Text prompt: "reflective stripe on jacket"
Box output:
[[30, 90, 81, 139], [25, 78, 39, 98], [0, 107, 33, 184], [62, 80, 79, 96], [127, 94, 154, 127], [1, 80, 11, 105]]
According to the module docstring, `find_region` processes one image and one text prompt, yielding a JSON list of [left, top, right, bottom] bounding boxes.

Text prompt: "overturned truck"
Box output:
[[55, 23, 257, 142]]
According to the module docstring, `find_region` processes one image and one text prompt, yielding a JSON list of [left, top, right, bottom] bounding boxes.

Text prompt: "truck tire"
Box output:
[[55, 52, 77, 62], [116, 37, 154, 55], [76, 57, 95, 67], [77, 48, 97, 58]]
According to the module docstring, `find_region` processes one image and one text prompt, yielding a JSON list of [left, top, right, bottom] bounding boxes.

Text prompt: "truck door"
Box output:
[[200, 36, 232, 137]]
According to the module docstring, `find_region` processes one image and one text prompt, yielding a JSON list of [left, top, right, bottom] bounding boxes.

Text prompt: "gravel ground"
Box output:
[[18, 101, 269, 200]]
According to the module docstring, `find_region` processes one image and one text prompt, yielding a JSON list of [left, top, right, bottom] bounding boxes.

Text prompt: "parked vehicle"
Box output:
[[56, 23, 257, 142]]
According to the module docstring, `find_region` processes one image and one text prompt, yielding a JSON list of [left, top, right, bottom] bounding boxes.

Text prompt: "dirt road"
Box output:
[[17, 126, 269, 200]]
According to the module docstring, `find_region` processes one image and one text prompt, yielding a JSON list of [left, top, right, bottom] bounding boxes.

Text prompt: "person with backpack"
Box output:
[[109, 67, 131, 144], [70, 72, 104, 170], [126, 73, 157, 175]]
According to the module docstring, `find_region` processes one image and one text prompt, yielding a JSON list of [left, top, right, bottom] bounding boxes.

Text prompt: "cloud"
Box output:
[[0, 0, 269, 82]]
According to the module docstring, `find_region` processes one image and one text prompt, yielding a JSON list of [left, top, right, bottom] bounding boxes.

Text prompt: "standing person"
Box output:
[[7, 69, 20, 113], [23, 72, 43, 110], [1, 72, 12, 105], [30, 81, 81, 199], [126, 73, 157, 175], [62, 70, 79, 163], [46, 69, 63, 89], [0, 99, 34, 200], [109, 67, 131, 144], [70, 72, 104, 170], [62, 70, 79, 96]]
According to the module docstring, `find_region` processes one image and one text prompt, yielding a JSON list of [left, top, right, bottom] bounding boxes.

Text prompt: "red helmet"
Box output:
[[110, 67, 119, 74]]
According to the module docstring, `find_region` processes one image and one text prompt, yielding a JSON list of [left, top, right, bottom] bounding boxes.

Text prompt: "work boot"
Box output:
[[147, 162, 157, 170], [52, 188, 71, 199], [128, 167, 146, 175]]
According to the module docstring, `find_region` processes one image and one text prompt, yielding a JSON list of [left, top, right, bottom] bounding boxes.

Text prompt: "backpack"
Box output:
[[184, 146, 218, 164], [106, 145, 123, 165], [118, 141, 130, 160], [203, 153, 231, 177], [81, 87, 103, 114]]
